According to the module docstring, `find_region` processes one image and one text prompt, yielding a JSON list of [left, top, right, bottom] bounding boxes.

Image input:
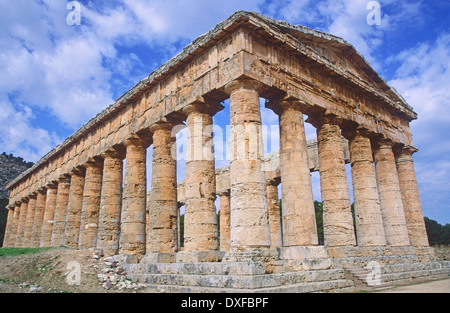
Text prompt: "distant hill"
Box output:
[[0, 152, 34, 199]]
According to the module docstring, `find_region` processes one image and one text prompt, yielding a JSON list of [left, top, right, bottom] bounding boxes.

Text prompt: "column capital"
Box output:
[[100, 146, 125, 160], [306, 112, 344, 129], [149, 118, 179, 133], [224, 78, 266, 96], [341, 124, 372, 140], [69, 167, 86, 177], [394, 144, 418, 157], [372, 137, 395, 150], [183, 98, 224, 117], [83, 158, 104, 169], [266, 96, 308, 116], [123, 133, 152, 148]]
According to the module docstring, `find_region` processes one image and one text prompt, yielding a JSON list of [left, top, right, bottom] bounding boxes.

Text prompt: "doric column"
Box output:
[[40, 186, 57, 247], [312, 114, 356, 247], [266, 179, 282, 249], [147, 121, 178, 253], [51, 176, 71, 247], [373, 139, 410, 246], [64, 170, 86, 248], [343, 127, 386, 246], [218, 191, 231, 252], [225, 79, 271, 250], [119, 136, 150, 257], [23, 194, 37, 247], [30, 189, 47, 247], [15, 200, 28, 247], [7, 204, 20, 247], [395, 146, 428, 247], [79, 160, 103, 250], [3, 208, 14, 247], [97, 149, 124, 256], [272, 100, 318, 246], [182, 102, 223, 252]]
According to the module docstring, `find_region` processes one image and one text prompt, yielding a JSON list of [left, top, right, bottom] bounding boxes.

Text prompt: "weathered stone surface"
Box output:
[[314, 116, 356, 247], [97, 151, 123, 256], [147, 122, 178, 253], [64, 171, 85, 248], [373, 139, 410, 246], [30, 190, 46, 247], [23, 195, 37, 248], [219, 192, 231, 252], [40, 186, 57, 247], [51, 177, 70, 247]]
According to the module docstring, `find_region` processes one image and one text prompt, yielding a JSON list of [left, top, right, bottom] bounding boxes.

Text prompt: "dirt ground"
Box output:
[[0, 246, 448, 293], [0, 247, 149, 293]]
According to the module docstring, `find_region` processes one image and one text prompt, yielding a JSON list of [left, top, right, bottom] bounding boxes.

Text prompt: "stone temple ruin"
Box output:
[[3, 11, 449, 292]]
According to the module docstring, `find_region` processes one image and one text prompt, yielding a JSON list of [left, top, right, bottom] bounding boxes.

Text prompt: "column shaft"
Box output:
[[395, 147, 429, 247], [120, 138, 148, 256], [278, 103, 318, 246], [79, 162, 103, 249], [3, 209, 14, 247], [316, 117, 356, 246], [219, 192, 231, 252], [15, 201, 28, 247], [226, 79, 271, 250], [7, 205, 20, 247], [346, 129, 386, 246], [267, 182, 282, 249], [64, 172, 85, 248], [183, 104, 219, 252], [30, 191, 47, 247], [51, 178, 71, 247], [148, 122, 178, 253], [40, 187, 57, 247], [97, 152, 123, 256], [373, 140, 410, 246], [23, 196, 37, 248]]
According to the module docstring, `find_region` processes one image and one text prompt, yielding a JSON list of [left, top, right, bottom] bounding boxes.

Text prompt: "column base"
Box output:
[[141, 252, 176, 264], [176, 251, 225, 263]]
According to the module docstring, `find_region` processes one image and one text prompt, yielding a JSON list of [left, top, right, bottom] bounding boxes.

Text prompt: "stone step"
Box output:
[[344, 266, 392, 291], [130, 268, 347, 290], [141, 279, 355, 293]]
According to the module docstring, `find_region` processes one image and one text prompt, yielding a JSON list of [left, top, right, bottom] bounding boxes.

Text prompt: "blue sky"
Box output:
[[0, 0, 449, 224]]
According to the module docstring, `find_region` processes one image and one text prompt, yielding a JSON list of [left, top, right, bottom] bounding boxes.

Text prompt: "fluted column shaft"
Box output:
[[315, 116, 356, 246], [395, 146, 428, 247], [277, 101, 318, 246], [120, 137, 148, 257], [64, 171, 85, 248], [225, 79, 271, 250], [3, 209, 14, 247], [345, 128, 386, 246], [219, 192, 231, 252], [183, 103, 221, 252], [15, 201, 28, 247], [373, 139, 410, 246], [148, 122, 178, 253], [7, 205, 20, 247], [40, 186, 57, 247], [51, 177, 71, 247], [30, 190, 47, 247], [266, 181, 282, 249], [23, 195, 37, 247], [97, 150, 123, 256], [79, 161, 103, 249]]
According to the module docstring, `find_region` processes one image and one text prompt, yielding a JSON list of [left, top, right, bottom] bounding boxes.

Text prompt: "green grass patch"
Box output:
[[0, 247, 54, 257]]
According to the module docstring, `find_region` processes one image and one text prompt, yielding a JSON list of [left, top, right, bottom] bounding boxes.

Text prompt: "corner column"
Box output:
[[147, 121, 178, 254], [344, 127, 386, 246], [312, 114, 356, 247], [373, 139, 410, 246], [120, 136, 150, 257], [3, 208, 15, 247], [225, 79, 271, 251], [79, 160, 103, 250], [15, 200, 28, 247], [395, 146, 428, 247], [182, 102, 223, 252], [40, 185, 57, 247], [97, 149, 124, 256]]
